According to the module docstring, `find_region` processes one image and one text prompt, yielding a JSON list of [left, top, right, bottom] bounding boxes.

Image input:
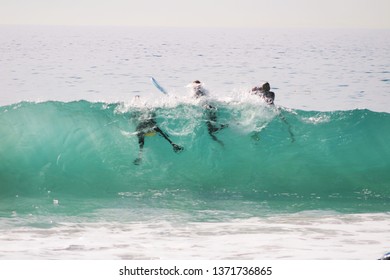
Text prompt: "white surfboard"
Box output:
[[151, 77, 168, 94]]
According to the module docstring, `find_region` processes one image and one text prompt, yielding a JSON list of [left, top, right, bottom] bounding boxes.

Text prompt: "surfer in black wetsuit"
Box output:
[[191, 80, 208, 98], [251, 82, 295, 142], [251, 82, 275, 105], [190, 80, 227, 146], [132, 97, 183, 165]]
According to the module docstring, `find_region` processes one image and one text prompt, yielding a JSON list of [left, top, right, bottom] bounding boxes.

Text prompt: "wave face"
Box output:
[[1, 101, 390, 211]]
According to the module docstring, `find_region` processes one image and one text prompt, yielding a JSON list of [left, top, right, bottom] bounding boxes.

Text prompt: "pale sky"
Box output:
[[1, 0, 389, 28]]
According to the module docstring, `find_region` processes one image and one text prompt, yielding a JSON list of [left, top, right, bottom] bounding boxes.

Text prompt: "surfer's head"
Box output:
[[188, 80, 203, 91], [192, 80, 202, 88], [260, 82, 270, 92], [379, 252, 390, 260]]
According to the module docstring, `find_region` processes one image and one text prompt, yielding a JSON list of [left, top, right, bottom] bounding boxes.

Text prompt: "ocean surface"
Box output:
[[0, 26, 390, 260]]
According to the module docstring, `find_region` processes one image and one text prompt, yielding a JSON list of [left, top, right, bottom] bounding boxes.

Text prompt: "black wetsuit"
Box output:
[[136, 117, 159, 149], [194, 88, 226, 145], [134, 111, 183, 165], [252, 88, 275, 105]]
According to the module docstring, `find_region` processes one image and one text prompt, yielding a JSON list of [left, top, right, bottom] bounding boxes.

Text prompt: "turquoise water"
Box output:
[[1, 100, 389, 217]]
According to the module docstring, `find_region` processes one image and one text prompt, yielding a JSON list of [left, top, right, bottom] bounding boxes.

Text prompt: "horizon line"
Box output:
[[1, 23, 389, 30]]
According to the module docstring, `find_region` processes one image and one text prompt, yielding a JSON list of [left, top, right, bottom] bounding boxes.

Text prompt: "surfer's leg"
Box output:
[[155, 127, 172, 144], [155, 127, 183, 153], [279, 112, 295, 143], [134, 133, 144, 165], [207, 121, 224, 147]]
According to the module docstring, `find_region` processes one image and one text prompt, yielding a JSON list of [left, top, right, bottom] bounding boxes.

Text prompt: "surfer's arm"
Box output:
[[277, 109, 295, 142]]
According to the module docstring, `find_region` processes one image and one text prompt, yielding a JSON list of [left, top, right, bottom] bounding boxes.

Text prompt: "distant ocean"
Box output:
[[1, 26, 389, 259]]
